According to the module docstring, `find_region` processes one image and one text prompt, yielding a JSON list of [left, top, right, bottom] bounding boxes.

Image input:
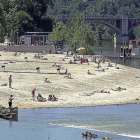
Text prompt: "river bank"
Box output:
[[0, 51, 140, 109]]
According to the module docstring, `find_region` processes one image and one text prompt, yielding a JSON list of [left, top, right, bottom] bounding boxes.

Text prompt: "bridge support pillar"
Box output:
[[114, 35, 129, 44]]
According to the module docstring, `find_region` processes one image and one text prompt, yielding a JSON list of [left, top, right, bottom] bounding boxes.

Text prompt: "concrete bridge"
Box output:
[[59, 16, 140, 44]]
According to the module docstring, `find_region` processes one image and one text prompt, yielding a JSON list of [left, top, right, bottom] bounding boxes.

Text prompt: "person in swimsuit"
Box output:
[[9, 75, 12, 88], [9, 95, 13, 111]]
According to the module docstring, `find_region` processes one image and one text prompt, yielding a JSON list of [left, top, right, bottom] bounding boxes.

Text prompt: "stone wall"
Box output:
[[0, 45, 55, 53]]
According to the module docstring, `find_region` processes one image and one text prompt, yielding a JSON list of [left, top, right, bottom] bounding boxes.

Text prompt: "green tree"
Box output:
[[0, 0, 54, 37], [66, 13, 97, 54], [80, 23, 97, 55], [134, 26, 140, 39], [0, 23, 5, 43], [41, 16, 56, 32], [10, 29, 15, 43], [12, 11, 33, 36], [50, 22, 67, 53]]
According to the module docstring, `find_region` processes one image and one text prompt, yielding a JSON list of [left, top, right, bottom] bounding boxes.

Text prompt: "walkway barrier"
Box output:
[[36, 67, 40, 73], [24, 57, 28, 62], [2, 65, 5, 71], [4, 48, 6, 52], [57, 67, 60, 74]]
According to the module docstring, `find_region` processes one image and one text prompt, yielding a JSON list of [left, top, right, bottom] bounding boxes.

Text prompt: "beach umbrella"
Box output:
[[77, 47, 85, 51]]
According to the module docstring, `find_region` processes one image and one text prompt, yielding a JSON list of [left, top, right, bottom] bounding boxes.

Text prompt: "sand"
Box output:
[[0, 51, 140, 109]]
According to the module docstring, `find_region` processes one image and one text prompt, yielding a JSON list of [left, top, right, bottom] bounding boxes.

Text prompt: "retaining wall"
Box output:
[[0, 45, 55, 53]]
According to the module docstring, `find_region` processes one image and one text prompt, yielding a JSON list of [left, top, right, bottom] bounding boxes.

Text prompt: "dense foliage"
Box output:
[[0, 0, 54, 40], [47, 0, 140, 40], [1, 0, 140, 46]]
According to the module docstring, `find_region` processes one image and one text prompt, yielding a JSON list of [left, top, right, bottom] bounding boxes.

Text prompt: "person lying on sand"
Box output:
[[87, 70, 95, 75], [79, 93, 92, 96], [68, 60, 77, 64], [9, 61, 16, 63], [4, 61, 16, 64], [1, 83, 7, 86], [93, 90, 110, 93], [107, 62, 113, 67], [111, 87, 126, 91], [51, 63, 56, 67], [136, 76, 140, 78], [100, 67, 105, 72], [116, 67, 121, 69], [64, 73, 72, 79], [43, 58, 48, 60], [60, 58, 65, 61]]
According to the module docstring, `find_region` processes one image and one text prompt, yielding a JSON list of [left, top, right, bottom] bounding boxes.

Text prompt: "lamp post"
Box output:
[[17, 32, 18, 45]]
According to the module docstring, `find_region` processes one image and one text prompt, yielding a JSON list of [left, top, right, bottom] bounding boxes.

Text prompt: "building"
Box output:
[[21, 32, 54, 46]]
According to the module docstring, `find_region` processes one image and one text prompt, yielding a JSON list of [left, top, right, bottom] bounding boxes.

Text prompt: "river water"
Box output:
[[1, 42, 140, 140], [0, 105, 140, 140], [95, 41, 140, 69]]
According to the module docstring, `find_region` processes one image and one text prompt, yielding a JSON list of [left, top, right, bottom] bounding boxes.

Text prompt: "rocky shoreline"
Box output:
[[0, 107, 18, 121]]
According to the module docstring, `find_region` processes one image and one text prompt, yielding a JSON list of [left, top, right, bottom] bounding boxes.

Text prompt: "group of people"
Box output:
[[31, 89, 57, 102], [34, 54, 41, 59], [48, 95, 57, 101], [31, 89, 46, 102]]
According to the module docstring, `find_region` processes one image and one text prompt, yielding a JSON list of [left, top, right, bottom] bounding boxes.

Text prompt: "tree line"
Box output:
[[47, 0, 140, 40], [1, 0, 140, 54], [0, 0, 54, 42]]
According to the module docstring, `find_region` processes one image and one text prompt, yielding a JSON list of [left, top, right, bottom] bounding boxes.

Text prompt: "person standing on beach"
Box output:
[[49, 49, 51, 55], [9, 95, 13, 111], [32, 88, 36, 101], [101, 50, 103, 55], [9, 75, 12, 88], [81, 57, 83, 64]]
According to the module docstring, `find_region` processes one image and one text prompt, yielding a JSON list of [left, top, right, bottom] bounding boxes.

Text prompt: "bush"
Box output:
[[0, 105, 2, 114]]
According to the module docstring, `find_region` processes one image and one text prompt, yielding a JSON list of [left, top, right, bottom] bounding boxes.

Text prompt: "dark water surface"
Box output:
[[0, 105, 140, 140]]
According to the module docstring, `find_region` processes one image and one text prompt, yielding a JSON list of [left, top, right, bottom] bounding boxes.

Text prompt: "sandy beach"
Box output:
[[0, 51, 140, 109]]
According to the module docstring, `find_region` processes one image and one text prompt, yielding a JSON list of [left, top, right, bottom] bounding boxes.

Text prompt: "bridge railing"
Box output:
[[56, 15, 140, 20], [57, 15, 123, 19]]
